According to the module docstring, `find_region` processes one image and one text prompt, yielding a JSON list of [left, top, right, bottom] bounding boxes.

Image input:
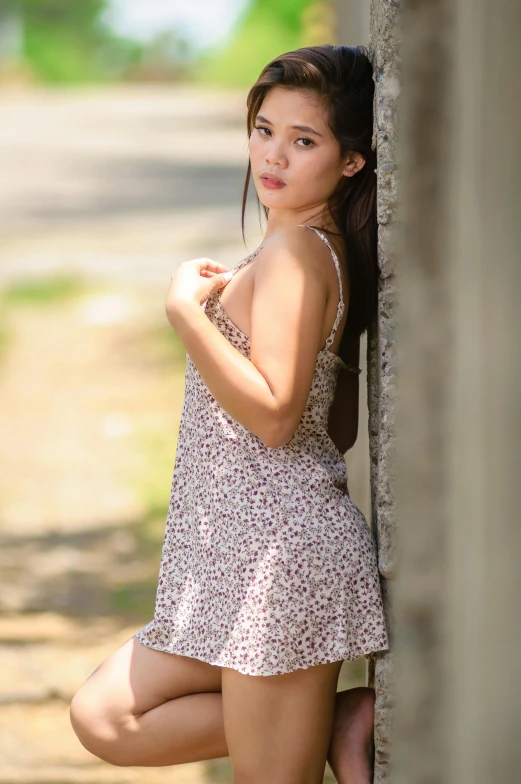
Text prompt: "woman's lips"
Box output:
[[260, 176, 286, 190]]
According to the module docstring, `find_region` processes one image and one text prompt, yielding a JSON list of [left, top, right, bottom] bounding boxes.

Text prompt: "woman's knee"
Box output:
[[69, 683, 135, 767]]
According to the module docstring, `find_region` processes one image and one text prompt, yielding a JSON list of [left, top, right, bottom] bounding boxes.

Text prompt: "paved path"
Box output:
[[0, 85, 264, 287]]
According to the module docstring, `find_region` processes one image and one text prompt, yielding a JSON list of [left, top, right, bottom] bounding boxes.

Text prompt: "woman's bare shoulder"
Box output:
[[255, 225, 338, 286]]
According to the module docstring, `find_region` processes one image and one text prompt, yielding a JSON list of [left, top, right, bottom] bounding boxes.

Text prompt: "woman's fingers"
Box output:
[[191, 258, 229, 275]]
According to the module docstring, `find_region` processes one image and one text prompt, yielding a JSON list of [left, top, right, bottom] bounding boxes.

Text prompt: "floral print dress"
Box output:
[[135, 226, 389, 676]]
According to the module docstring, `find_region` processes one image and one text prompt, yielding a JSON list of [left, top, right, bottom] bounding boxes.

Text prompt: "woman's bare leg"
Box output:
[[221, 659, 344, 784], [70, 635, 375, 780], [70, 634, 227, 767], [327, 687, 376, 784]]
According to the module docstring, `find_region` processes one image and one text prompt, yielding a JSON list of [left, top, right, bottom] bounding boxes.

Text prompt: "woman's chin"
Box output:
[[256, 191, 291, 209]]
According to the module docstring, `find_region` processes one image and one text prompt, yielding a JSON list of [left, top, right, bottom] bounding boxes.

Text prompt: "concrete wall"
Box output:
[[366, 2, 400, 782], [393, 0, 521, 781]]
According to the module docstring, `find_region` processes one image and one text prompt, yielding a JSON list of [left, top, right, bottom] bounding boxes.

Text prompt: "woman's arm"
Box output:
[[168, 230, 333, 448], [169, 299, 284, 447], [327, 336, 361, 454]]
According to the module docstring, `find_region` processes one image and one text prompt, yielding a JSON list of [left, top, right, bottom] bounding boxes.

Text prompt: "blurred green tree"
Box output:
[[20, 0, 142, 83], [192, 0, 323, 87]]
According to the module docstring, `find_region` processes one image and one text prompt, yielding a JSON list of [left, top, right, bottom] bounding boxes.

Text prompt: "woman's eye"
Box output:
[[252, 126, 314, 147]]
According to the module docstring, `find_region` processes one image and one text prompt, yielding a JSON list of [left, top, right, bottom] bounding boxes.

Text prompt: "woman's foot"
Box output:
[[327, 686, 375, 784]]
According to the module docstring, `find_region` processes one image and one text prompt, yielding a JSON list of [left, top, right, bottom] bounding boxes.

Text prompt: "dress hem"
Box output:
[[134, 630, 390, 677]]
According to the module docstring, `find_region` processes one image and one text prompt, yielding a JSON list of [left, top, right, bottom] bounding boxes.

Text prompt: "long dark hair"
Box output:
[[241, 44, 379, 344]]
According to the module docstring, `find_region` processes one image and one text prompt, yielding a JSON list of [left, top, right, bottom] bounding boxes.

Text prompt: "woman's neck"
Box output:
[[263, 206, 340, 240]]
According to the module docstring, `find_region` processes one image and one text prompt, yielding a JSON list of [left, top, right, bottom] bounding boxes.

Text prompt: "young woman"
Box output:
[[70, 44, 389, 784]]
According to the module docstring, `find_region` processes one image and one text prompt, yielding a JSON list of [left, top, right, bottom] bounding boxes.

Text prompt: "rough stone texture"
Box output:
[[365, 2, 401, 782]]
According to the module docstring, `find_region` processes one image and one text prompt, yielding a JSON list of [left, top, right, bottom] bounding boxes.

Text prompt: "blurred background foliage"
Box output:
[[193, 0, 331, 86], [0, 0, 335, 86], [14, 0, 143, 83]]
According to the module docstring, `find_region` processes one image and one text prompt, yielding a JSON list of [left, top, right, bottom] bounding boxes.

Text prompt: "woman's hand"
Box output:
[[166, 257, 233, 326]]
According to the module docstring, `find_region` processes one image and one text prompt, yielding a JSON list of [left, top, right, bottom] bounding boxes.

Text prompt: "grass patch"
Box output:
[[0, 272, 90, 368], [135, 322, 187, 371], [110, 581, 158, 621], [123, 321, 187, 540], [1, 273, 89, 307], [206, 758, 233, 782], [132, 423, 178, 542]]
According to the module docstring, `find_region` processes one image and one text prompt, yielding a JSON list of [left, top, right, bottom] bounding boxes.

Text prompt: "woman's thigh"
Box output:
[[71, 634, 222, 722], [221, 659, 343, 784]]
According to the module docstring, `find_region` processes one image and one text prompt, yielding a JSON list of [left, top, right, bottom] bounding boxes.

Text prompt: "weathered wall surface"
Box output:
[[365, 2, 400, 782]]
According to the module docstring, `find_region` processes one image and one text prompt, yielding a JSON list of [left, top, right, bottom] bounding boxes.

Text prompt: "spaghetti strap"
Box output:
[[229, 244, 264, 277], [298, 225, 345, 350]]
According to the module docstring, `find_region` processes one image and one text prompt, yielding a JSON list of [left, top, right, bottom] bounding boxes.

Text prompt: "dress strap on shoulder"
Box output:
[[298, 225, 345, 350], [232, 244, 264, 275]]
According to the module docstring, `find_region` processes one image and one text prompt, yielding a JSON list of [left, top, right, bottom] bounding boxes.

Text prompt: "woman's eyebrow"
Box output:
[[256, 115, 323, 137]]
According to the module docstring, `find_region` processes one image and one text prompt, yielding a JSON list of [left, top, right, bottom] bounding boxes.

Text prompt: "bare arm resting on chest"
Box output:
[[168, 229, 334, 449]]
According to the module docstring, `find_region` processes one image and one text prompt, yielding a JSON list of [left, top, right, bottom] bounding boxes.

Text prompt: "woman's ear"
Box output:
[[342, 153, 366, 178]]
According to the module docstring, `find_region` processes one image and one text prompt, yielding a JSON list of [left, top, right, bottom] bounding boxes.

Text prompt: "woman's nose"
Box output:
[[265, 140, 288, 167]]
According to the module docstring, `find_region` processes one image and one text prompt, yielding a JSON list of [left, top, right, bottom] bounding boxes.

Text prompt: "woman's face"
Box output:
[[248, 85, 356, 215]]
